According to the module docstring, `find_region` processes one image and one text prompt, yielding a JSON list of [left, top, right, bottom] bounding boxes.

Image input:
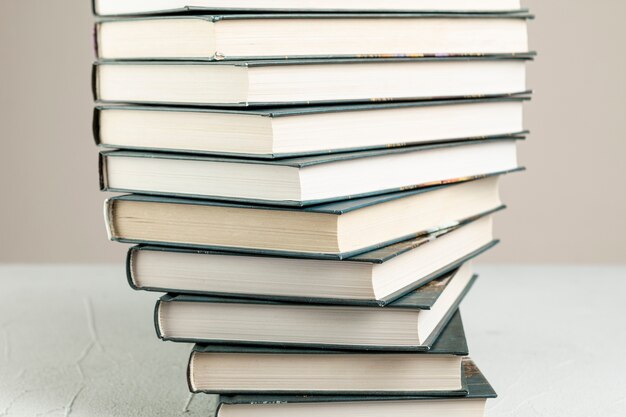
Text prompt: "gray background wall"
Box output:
[[0, 1, 624, 263]]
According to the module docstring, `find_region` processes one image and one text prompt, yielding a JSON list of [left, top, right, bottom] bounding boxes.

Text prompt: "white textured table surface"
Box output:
[[1, 265, 625, 416]]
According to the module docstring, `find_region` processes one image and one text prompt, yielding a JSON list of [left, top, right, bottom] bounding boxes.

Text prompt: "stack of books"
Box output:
[[93, 1, 532, 415]]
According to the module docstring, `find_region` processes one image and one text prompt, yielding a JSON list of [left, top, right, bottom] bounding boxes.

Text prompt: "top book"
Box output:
[[94, 0, 523, 16], [96, 14, 530, 61]]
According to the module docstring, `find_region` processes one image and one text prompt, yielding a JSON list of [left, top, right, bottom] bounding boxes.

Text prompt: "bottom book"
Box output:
[[209, 359, 495, 417]]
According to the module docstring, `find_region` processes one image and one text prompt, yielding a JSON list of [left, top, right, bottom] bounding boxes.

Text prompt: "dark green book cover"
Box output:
[[96, 11, 533, 21], [188, 310, 469, 396], [154, 274, 477, 351], [206, 358, 494, 411]]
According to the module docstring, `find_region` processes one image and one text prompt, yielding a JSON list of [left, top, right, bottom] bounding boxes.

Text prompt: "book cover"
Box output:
[[96, 12, 534, 23]]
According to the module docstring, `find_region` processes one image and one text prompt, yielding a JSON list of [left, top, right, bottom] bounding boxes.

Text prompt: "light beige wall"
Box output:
[[0, 1, 624, 263], [485, 0, 626, 263]]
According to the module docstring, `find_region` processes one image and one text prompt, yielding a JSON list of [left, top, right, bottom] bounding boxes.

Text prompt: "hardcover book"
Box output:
[[93, 56, 532, 107], [95, 13, 530, 61], [208, 359, 495, 417], [94, 0, 524, 16], [105, 174, 509, 258], [100, 138, 521, 206], [155, 263, 477, 350], [127, 214, 499, 305], [95, 96, 527, 157], [188, 310, 469, 395]]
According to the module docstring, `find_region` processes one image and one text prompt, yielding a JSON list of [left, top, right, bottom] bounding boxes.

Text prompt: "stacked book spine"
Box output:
[[93, 2, 532, 416]]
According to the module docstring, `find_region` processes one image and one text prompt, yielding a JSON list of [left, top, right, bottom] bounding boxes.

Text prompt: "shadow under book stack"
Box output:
[[93, 1, 532, 415]]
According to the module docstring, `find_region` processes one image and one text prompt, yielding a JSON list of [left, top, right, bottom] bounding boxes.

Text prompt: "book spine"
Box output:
[[103, 198, 115, 241], [98, 153, 108, 191], [215, 401, 224, 417], [187, 349, 197, 393], [125, 247, 141, 291], [154, 299, 165, 340], [157, 332, 431, 351], [92, 21, 99, 59], [92, 107, 102, 146], [91, 63, 99, 101]]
